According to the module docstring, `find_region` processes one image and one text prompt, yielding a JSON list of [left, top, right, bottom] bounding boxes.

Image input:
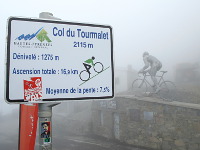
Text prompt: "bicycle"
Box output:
[[132, 71, 176, 101], [79, 62, 104, 81]]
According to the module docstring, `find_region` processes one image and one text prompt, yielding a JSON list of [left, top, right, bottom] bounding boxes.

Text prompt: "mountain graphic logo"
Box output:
[[36, 29, 52, 42], [15, 27, 52, 42]]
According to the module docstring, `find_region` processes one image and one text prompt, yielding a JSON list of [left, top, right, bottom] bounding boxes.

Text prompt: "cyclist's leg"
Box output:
[[149, 68, 157, 85], [149, 66, 160, 92], [83, 63, 92, 74]]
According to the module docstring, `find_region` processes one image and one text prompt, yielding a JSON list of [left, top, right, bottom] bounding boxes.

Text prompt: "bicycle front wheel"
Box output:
[[132, 79, 147, 97], [94, 62, 104, 73], [158, 81, 176, 101], [79, 70, 90, 81]]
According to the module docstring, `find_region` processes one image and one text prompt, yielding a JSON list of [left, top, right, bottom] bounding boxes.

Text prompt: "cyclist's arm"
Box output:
[[139, 57, 149, 73], [91, 60, 94, 66]]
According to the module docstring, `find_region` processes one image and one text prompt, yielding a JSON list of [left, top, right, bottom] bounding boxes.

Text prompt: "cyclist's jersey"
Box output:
[[85, 59, 94, 66], [146, 55, 161, 67], [143, 55, 162, 76]]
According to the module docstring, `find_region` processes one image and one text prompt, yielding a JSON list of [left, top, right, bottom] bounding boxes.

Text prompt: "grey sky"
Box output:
[[1, 0, 200, 113]]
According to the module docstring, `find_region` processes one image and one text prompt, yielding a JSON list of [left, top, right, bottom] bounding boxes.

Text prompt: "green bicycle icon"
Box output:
[[79, 56, 104, 81]]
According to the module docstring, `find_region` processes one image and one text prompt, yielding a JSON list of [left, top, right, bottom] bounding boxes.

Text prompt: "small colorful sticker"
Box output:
[[40, 121, 51, 143], [24, 77, 42, 101], [43, 137, 51, 144]]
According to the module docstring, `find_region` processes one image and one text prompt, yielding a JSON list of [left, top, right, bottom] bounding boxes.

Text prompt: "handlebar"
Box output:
[[138, 72, 148, 77]]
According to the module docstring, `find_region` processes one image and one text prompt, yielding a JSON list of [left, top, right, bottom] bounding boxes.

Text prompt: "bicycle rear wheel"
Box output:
[[132, 79, 147, 97], [158, 81, 176, 101]]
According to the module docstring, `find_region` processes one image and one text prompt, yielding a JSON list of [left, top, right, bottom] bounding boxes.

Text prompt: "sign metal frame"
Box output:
[[6, 17, 114, 103]]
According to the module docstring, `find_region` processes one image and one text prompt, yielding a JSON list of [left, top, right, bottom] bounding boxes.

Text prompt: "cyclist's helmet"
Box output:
[[143, 52, 149, 57], [92, 56, 95, 60]]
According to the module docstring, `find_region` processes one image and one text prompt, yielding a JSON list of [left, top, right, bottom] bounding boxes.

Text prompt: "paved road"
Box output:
[[53, 135, 149, 150]]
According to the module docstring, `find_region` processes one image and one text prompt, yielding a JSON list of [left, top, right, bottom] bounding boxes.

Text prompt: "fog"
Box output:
[[0, 101, 93, 149], [1, 0, 200, 111], [1, 0, 200, 149], [0, 109, 19, 150]]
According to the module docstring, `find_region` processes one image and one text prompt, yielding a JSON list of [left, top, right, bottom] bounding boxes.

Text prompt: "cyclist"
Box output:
[[83, 56, 95, 74], [139, 52, 162, 93]]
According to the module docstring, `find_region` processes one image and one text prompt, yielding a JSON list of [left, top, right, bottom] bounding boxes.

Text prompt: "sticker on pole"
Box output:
[[40, 121, 51, 144], [5, 17, 114, 103]]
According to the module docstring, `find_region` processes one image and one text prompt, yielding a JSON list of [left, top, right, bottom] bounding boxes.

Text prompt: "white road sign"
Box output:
[[6, 17, 114, 103]]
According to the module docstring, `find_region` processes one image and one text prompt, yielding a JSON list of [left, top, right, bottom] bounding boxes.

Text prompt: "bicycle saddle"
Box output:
[[160, 71, 167, 73]]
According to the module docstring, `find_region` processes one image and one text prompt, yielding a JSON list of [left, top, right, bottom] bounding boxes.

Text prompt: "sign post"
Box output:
[[6, 11, 114, 150], [38, 102, 59, 150], [38, 12, 61, 150]]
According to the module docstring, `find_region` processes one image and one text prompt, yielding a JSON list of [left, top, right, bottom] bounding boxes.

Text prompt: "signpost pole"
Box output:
[[38, 12, 61, 150], [38, 103, 60, 150]]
